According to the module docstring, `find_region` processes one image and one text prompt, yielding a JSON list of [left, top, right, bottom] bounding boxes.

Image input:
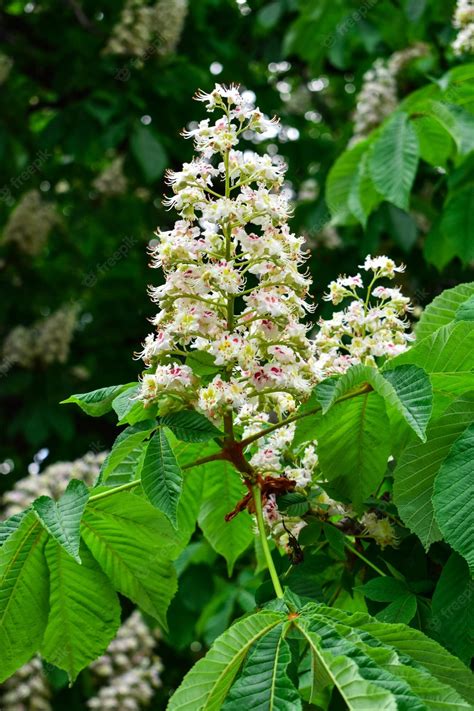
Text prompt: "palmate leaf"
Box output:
[[316, 392, 391, 507], [61, 383, 136, 417], [198, 460, 254, 575], [415, 282, 474, 342], [167, 611, 286, 711], [430, 553, 474, 664], [388, 321, 474, 417], [393, 393, 474, 548], [432, 423, 474, 573], [141, 428, 183, 527], [32, 479, 89, 563], [297, 604, 473, 709], [316, 363, 432, 441], [0, 512, 49, 682], [41, 539, 121, 682], [169, 602, 473, 710], [81, 493, 182, 629], [369, 112, 419, 211], [222, 623, 301, 710]]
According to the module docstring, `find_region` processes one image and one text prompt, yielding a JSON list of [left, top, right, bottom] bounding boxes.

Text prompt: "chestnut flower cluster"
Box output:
[[137, 84, 320, 427], [2, 190, 58, 256], [137, 85, 409, 553], [452, 0, 474, 55], [350, 44, 427, 143]]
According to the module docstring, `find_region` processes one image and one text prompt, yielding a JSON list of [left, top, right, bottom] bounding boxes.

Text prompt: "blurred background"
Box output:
[[0, 0, 472, 707]]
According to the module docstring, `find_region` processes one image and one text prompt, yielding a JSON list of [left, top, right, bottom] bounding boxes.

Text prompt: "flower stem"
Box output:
[[344, 541, 387, 577], [89, 479, 141, 502], [252, 485, 284, 599]]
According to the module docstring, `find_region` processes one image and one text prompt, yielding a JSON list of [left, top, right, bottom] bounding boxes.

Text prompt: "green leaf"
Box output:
[[435, 186, 474, 268], [430, 553, 474, 664], [130, 124, 167, 182], [100, 421, 156, 484], [41, 539, 121, 682], [222, 624, 301, 710], [160, 410, 222, 442], [141, 428, 183, 526], [167, 611, 286, 710], [298, 603, 474, 708], [317, 392, 391, 507], [369, 113, 419, 211], [416, 282, 474, 341], [61, 383, 136, 417], [198, 460, 253, 575], [297, 625, 398, 710], [385, 205, 418, 253], [376, 595, 417, 624], [326, 140, 370, 224], [112, 384, 157, 425], [81, 493, 181, 628], [348, 150, 382, 227], [186, 351, 220, 377], [420, 101, 474, 156], [317, 363, 433, 441], [0, 512, 49, 682], [387, 321, 474, 417], [168, 436, 218, 546], [277, 492, 309, 517], [32, 479, 89, 563], [432, 423, 474, 574], [456, 294, 474, 322], [0, 510, 28, 547], [357, 577, 409, 603], [410, 114, 454, 167], [393, 393, 474, 549]]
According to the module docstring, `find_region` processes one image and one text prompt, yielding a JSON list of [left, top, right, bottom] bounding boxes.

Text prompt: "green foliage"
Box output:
[[160, 410, 222, 442], [41, 539, 120, 682], [432, 423, 474, 573], [32, 479, 89, 563], [167, 611, 286, 710], [416, 282, 474, 341], [141, 428, 183, 526], [0, 513, 49, 682], [393, 392, 474, 548], [369, 113, 419, 211], [431, 553, 474, 664], [61, 383, 136, 417], [81, 494, 182, 629], [222, 623, 300, 710], [317, 391, 391, 507], [198, 460, 253, 575], [170, 600, 474, 710], [316, 363, 433, 441]]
